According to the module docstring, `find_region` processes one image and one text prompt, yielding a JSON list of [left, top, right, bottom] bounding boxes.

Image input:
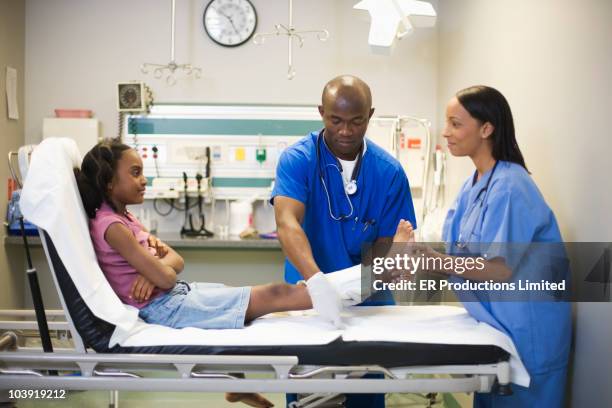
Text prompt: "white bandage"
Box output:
[[306, 272, 345, 329], [325, 264, 363, 306]]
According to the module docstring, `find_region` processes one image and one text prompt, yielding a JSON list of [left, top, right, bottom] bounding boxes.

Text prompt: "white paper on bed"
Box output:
[[121, 311, 342, 347], [341, 305, 530, 387], [120, 305, 529, 386]]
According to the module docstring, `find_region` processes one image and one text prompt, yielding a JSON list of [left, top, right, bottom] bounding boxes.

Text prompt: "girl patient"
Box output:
[[75, 140, 314, 408]]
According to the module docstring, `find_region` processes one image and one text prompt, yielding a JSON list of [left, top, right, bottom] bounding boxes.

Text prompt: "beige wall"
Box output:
[[0, 0, 26, 309], [437, 0, 612, 406], [24, 0, 438, 143]]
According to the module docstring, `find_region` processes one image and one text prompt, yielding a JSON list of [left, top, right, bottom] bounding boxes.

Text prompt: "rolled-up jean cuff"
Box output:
[[234, 286, 252, 329]]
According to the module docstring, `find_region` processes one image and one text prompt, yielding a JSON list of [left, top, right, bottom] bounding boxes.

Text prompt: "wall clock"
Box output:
[[203, 0, 258, 47]]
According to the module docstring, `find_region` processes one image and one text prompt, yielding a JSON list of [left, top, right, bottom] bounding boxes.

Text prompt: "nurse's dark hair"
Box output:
[[73, 139, 131, 218], [456, 85, 528, 171]]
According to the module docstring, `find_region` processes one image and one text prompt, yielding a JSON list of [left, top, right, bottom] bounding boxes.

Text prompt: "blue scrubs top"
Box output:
[[443, 161, 571, 406], [272, 130, 416, 288]]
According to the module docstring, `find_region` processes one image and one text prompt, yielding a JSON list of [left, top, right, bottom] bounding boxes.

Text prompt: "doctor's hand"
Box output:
[[130, 275, 157, 303], [306, 272, 345, 329]]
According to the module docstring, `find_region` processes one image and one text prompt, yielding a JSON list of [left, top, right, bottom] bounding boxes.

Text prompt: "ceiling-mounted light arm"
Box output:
[[141, 0, 202, 86], [253, 0, 328, 80], [170, 0, 176, 63], [287, 0, 295, 79], [354, 0, 436, 52], [392, 0, 414, 39]]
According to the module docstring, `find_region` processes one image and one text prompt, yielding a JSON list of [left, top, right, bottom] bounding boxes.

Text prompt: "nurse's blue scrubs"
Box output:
[[272, 130, 416, 407], [443, 161, 571, 407]]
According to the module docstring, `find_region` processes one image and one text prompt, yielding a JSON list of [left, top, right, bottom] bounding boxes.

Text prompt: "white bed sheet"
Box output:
[[119, 305, 528, 386]]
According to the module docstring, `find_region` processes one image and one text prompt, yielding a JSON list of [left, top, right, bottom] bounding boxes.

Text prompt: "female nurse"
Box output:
[[395, 85, 571, 407]]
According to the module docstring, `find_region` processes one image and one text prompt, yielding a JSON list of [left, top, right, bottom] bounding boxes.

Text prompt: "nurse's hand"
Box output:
[[306, 272, 345, 329]]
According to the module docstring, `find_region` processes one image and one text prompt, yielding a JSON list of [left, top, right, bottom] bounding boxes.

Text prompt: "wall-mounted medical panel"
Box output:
[[123, 105, 322, 200], [123, 105, 426, 200]]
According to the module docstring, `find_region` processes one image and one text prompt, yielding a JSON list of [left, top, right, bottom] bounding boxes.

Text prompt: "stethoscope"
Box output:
[[316, 129, 364, 221], [455, 161, 499, 249]]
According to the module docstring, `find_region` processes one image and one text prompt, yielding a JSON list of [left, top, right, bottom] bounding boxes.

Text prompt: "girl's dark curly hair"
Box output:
[[74, 140, 131, 218]]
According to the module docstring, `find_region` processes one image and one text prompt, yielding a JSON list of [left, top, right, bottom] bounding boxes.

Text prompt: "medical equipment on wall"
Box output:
[[140, 0, 202, 85], [253, 0, 329, 79], [122, 105, 436, 237], [6, 145, 38, 236], [354, 0, 436, 54], [180, 168, 215, 237], [117, 82, 152, 112], [123, 105, 323, 204], [116, 82, 153, 140], [419, 145, 448, 242], [392, 116, 450, 241]]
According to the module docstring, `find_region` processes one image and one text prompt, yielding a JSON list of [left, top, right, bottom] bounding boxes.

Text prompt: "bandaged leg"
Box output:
[[326, 264, 363, 307]]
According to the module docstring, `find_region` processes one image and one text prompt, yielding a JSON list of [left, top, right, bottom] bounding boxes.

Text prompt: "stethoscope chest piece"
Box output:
[[345, 180, 358, 195]]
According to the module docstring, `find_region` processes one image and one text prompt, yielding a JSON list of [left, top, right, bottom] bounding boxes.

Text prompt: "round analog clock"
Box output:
[[203, 0, 257, 47], [117, 82, 144, 112]]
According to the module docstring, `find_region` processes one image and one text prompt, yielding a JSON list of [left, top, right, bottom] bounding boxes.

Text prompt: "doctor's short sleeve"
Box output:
[[270, 147, 309, 205], [377, 167, 417, 237]]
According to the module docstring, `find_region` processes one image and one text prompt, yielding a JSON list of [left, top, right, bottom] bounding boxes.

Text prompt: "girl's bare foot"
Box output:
[[225, 392, 274, 407], [393, 219, 415, 243]]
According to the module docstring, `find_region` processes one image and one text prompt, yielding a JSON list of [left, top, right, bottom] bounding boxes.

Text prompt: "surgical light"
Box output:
[[354, 0, 436, 54]]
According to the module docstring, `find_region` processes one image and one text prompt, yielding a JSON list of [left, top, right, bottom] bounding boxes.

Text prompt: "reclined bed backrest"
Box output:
[[20, 138, 140, 350], [40, 230, 115, 352]]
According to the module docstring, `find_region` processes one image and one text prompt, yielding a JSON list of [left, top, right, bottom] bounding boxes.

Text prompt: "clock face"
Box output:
[[118, 83, 143, 111], [203, 0, 257, 47]]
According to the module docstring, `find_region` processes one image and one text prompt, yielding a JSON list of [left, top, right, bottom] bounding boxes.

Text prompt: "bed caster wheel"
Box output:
[[495, 382, 513, 396], [426, 392, 438, 407]]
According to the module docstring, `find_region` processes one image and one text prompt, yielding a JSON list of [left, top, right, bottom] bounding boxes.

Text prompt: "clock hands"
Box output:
[[215, 8, 240, 35]]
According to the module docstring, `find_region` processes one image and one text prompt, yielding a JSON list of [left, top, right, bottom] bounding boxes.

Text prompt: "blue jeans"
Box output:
[[138, 281, 251, 329]]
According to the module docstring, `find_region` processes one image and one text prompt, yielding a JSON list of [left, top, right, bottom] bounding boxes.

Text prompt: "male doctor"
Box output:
[[271, 75, 416, 407], [272, 75, 416, 317]]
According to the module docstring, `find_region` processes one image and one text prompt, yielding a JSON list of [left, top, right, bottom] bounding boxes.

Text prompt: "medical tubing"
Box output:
[[182, 172, 190, 230], [165, 197, 198, 212], [153, 198, 174, 216], [117, 112, 124, 140]]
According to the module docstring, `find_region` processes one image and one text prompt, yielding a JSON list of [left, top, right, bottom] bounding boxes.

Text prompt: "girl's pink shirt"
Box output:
[[89, 202, 168, 308]]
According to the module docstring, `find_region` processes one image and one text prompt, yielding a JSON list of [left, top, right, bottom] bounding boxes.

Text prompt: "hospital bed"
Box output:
[[0, 138, 529, 408]]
